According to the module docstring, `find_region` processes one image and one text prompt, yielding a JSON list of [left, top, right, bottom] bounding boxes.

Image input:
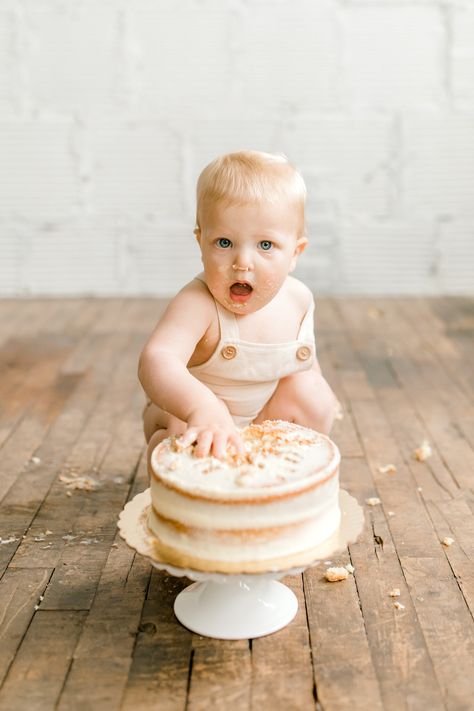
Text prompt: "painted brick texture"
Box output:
[[0, 0, 472, 295]]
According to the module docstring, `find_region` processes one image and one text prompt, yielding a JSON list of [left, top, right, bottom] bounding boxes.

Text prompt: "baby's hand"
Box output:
[[178, 404, 244, 460]]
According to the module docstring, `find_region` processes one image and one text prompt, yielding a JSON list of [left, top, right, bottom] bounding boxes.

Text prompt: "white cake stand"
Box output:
[[117, 488, 364, 640]]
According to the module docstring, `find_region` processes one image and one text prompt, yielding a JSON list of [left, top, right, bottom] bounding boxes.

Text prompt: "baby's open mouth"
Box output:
[[230, 282, 253, 296], [229, 281, 253, 302]]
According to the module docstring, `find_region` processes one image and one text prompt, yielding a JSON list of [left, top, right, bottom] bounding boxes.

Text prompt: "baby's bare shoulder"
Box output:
[[142, 277, 215, 357], [286, 276, 313, 310], [175, 276, 213, 304], [161, 277, 214, 329]]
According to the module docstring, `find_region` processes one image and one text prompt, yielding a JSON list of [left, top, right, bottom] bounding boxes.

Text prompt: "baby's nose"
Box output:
[[232, 263, 252, 271], [232, 251, 254, 271]]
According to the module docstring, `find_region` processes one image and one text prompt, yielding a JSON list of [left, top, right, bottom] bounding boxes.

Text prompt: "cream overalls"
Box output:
[[188, 275, 316, 428]]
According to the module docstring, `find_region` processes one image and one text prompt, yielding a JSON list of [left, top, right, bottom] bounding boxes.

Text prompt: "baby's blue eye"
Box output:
[[259, 240, 273, 251], [217, 238, 232, 248]]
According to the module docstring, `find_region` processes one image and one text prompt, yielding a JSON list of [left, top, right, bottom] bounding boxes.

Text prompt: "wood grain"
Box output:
[[0, 297, 472, 710]]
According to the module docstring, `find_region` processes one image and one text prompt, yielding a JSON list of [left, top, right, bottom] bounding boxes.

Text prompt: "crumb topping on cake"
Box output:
[[150, 420, 339, 499]]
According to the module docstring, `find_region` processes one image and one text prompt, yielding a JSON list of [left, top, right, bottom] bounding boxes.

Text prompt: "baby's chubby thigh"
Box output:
[[142, 401, 189, 441], [142, 401, 187, 469], [253, 367, 338, 436]]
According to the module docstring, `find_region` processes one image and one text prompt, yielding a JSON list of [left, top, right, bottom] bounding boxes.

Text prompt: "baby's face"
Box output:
[[195, 199, 306, 314]]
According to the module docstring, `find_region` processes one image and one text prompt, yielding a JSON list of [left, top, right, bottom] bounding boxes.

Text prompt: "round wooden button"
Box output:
[[296, 345, 312, 361], [221, 345, 237, 359]]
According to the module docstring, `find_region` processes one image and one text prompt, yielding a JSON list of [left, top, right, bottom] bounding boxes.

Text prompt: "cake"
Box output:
[[147, 420, 341, 573]]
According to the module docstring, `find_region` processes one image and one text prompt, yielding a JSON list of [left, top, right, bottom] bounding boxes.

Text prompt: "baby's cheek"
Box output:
[[261, 277, 280, 295]]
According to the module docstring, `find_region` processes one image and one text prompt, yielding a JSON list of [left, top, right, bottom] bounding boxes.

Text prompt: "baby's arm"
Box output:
[[138, 282, 243, 459]]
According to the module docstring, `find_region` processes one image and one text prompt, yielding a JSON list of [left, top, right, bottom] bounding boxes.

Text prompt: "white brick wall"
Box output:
[[0, 0, 473, 296]]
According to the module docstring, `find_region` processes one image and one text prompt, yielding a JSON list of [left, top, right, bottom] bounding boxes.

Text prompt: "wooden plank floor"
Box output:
[[0, 297, 473, 711]]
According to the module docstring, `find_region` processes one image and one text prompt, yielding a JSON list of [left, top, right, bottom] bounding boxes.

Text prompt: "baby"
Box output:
[[139, 150, 337, 463]]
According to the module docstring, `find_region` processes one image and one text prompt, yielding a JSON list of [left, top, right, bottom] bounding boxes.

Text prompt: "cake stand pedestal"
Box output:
[[117, 489, 364, 640], [174, 576, 298, 639]]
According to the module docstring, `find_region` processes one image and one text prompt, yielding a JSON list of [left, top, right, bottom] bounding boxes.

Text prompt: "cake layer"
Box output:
[[148, 502, 341, 562], [150, 420, 340, 501], [149, 466, 339, 529]]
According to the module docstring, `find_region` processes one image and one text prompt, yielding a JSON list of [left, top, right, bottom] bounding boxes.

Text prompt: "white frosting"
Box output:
[[150, 473, 339, 528], [148, 420, 341, 565], [149, 504, 341, 562], [150, 420, 340, 501]]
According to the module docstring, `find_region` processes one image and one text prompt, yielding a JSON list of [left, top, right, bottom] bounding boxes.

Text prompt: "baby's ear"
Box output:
[[193, 227, 201, 246], [289, 237, 308, 272], [295, 236, 308, 256]]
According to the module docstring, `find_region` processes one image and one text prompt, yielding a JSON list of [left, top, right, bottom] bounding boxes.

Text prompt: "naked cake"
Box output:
[[147, 420, 341, 573]]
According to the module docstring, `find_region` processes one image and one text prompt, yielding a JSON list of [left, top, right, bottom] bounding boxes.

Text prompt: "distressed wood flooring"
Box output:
[[0, 297, 473, 711]]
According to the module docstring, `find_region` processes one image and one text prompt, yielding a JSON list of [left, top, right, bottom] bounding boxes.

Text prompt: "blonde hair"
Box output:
[[195, 150, 307, 238]]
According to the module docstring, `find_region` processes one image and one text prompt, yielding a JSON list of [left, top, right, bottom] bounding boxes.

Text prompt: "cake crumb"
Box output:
[[33, 530, 53, 541], [31, 456, 41, 465], [235, 474, 253, 487], [413, 440, 432, 462], [378, 464, 397, 474], [442, 537, 454, 546], [345, 563, 355, 574], [59, 474, 100, 491], [365, 497, 381, 506], [388, 511, 395, 517], [0, 536, 19, 545], [368, 306, 384, 320], [325, 566, 349, 582], [284, 454, 302, 463], [393, 601, 405, 610], [172, 437, 184, 452], [389, 588, 401, 597]]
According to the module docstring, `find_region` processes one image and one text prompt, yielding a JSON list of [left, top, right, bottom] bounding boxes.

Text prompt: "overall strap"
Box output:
[[194, 274, 240, 341], [214, 301, 240, 341], [297, 295, 316, 341]]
